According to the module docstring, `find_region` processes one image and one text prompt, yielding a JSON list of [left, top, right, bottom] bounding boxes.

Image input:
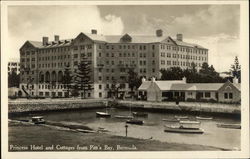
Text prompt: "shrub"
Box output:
[[186, 98, 196, 102]]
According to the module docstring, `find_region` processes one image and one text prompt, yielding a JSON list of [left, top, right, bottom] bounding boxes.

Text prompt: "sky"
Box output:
[[7, 5, 240, 72]]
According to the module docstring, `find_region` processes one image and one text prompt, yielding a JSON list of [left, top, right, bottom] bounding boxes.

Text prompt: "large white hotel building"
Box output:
[[19, 29, 208, 98]]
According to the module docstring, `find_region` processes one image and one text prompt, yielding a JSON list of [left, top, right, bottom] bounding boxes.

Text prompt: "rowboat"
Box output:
[[132, 112, 148, 117], [126, 119, 144, 125], [31, 116, 45, 124], [114, 115, 133, 119], [217, 123, 241, 129], [196, 116, 213, 120], [164, 125, 204, 134], [96, 112, 111, 118]]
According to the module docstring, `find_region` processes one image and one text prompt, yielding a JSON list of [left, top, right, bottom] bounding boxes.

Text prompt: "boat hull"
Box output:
[[217, 123, 241, 129], [196, 116, 213, 120], [164, 126, 204, 134], [114, 115, 133, 119], [96, 112, 111, 118], [126, 119, 143, 125]]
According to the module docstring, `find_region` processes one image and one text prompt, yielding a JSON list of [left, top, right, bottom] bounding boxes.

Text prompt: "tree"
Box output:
[[127, 68, 141, 97], [160, 67, 183, 80], [73, 58, 93, 98], [8, 71, 20, 88], [62, 64, 73, 97], [230, 56, 241, 81]]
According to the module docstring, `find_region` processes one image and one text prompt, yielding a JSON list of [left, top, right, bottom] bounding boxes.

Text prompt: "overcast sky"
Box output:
[[8, 5, 240, 72]]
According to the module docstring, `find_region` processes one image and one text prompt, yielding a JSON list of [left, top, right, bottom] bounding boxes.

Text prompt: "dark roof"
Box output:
[[25, 32, 206, 49], [29, 39, 73, 49]]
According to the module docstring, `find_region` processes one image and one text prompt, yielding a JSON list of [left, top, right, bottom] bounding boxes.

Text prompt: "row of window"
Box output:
[[38, 62, 70, 68], [8, 62, 20, 66], [224, 92, 233, 99], [74, 45, 92, 50], [160, 44, 207, 55], [161, 60, 202, 67]]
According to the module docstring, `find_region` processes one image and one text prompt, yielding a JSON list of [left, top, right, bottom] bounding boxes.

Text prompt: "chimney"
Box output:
[[182, 76, 187, 83], [91, 29, 97, 34], [177, 34, 183, 41], [233, 77, 239, 84], [54, 35, 59, 41], [42, 37, 49, 46], [142, 77, 146, 83], [151, 77, 156, 82], [156, 29, 163, 37]]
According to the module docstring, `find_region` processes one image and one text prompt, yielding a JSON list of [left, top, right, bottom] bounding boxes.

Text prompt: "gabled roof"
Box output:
[[233, 83, 241, 91], [28, 39, 73, 49], [22, 32, 206, 49], [170, 83, 223, 91], [155, 80, 185, 91], [174, 39, 206, 49], [138, 81, 151, 90]]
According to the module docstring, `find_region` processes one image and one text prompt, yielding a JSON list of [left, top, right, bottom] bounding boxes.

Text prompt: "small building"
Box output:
[[138, 77, 240, 103]]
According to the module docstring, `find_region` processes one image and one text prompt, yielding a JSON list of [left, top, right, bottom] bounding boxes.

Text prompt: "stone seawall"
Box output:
[[8, 98, 241, 116], [115, 100, 241, 116], [9, 99, 108, 114]]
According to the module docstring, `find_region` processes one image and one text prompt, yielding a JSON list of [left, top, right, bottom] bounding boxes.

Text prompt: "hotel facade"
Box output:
[[19, 29, 208, 98]]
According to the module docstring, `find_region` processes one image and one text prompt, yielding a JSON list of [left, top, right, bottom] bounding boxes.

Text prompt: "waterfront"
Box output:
[[10, 107, 241, 150]]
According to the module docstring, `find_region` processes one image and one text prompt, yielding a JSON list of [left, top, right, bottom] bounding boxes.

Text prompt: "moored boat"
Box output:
[[217, 123, 241, 129], [196, 116, 213, 120], [31, 116, 45, 124], [126, 119, 144, 125], [114, 115, 133, 119], [164, 120, 204, 134], [96, 112, 111, 118], [174, 115, 188, 119], [164, 125, 204, 134], [132, 112, 148, 117], [162, 118, 180, 122]]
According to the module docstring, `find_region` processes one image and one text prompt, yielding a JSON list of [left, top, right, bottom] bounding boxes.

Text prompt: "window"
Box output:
[[99, 85, 102, 89], [74, 54, 78, 58], [224, 93, 228, 99], [152, 68, 155, 73], [229, 93, 233, 99], [205, 92, 211, 98], [99, 92, 102, 98], [161, 60, 165, 65], [152, 45, 155, 50], [99, 76, 102, 81], [88, 93, 91, 97]]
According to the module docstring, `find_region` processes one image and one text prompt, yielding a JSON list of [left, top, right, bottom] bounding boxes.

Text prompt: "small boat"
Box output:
[[114, 115, 133, 119], [164, 125, 204, 134], [31, 116, 45, 124], [164, 120, 204, 134], [76, 129, 96, 133], [174, 115, 188, 119], [126, 119, 144, 125], [132, 112, 148, 117], [97, 127, 109, 132], [217, 123, 241, 129], [162, 118, 180, 122], [96, 112, 111, 118], [196, 116, 213, 120]]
